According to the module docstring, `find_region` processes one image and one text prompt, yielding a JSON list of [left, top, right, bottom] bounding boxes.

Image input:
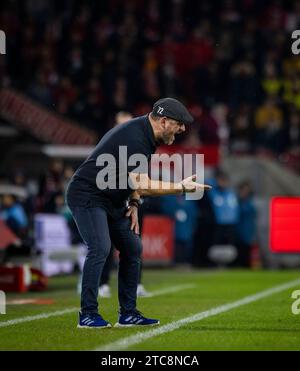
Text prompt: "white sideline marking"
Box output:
[[0, 308, 77, 328], [145, 284, 195, 297], [0, 284, 194, 328], [95, 278, 300, 351], [99, 284, 195, 299]]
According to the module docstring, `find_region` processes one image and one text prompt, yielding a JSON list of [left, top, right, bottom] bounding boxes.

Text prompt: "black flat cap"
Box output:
[[152, 98, 194, 125]]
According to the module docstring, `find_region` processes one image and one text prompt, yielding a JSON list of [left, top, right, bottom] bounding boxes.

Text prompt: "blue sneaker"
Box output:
[[77, 312, 112, 329], [115, 310, 160, 327]]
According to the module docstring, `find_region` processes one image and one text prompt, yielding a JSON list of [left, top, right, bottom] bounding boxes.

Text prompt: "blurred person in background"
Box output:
[[229, 60, 260, 109], [208, 170, 239, 258], [282, 60, 300, 110], [192, 188, 215, 267], [40, 164, 82, 245], [10, 171, 35, 218], [0, 194, 28, 239], [229, 104, 253, 154], [261, 63, 282, 99], [62, 165, 75, 190], [160, 194, 198, 265], [38, 159, 65, 212], [27, 70, 53, 108], [236, 181, 257, 268], [51, 191, 82, 246], [254, 96, 284, 154]]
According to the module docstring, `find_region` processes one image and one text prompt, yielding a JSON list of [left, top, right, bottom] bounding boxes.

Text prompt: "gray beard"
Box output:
[[156, 136, 167, 145]]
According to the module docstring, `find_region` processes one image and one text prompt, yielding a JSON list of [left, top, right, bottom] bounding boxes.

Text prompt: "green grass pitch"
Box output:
[[0, 269, 300, 351]]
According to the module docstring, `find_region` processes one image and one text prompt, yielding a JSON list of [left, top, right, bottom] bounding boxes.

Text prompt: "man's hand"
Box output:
[[126, 205, 140, 235], [180, 175, 212, 193]]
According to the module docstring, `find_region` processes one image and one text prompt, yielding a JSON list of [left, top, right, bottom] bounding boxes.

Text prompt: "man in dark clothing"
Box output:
[[66, 97, 211, 328]]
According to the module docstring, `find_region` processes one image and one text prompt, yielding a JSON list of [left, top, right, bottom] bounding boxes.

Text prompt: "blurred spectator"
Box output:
[[229, 104, 253, 153], [27, 71, 53, 107], [0, 194, 28, 238], [10, 171, 35, 217], [254, 96, 284, 153], [229, 60, 259, 109], [38, 159, 65, 212], [236, 181, 257, 267], [211, 104, 230, 154], [261, 63, 282, 98], [282, 59, 300, 110], [161, 195, 198, 264], [62, 165, 74, 190], [208, 170, 239, 248], [192, 169, 240, 267], [11, 171, 26, 188], [198, 108, 220, 145]]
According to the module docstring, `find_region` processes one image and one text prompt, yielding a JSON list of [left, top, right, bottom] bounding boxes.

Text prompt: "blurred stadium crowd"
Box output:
[[1, 0, 300, 268], [1, 0, 300, 154]]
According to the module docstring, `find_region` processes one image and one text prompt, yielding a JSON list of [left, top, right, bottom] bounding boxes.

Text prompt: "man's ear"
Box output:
[[160, 117, 167, 129]]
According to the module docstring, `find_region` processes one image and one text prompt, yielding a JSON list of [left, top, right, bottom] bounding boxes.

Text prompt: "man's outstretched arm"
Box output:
[[128, 173, 211, 197]]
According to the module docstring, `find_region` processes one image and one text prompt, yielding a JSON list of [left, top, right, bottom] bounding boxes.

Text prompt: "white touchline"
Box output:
[[0, 284, 194, 328], [144, 284, 196, 298], [95, 278, 300, 351], [0, 308, 78, 328], [98, 284, 196, 299]]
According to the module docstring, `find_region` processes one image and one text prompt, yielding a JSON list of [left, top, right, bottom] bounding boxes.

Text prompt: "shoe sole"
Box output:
[[77, 324, 112, 329], [114, 321, 160, 328]]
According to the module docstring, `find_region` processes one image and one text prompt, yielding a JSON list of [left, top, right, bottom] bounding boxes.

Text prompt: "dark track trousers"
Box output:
[[69, 206, 142, 314]]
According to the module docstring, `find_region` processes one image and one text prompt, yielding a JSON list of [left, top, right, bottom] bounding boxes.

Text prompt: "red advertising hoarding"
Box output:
[[270, 197, 300, 253], [142, 216, 174, 264]]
